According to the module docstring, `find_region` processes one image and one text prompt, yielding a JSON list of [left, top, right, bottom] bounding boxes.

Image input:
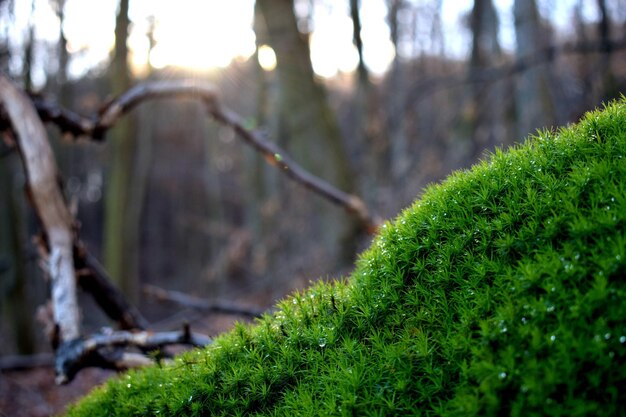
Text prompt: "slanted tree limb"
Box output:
[[143, 284, 265, 318], [31, 80, 381, 233], [74, 244, 150, 330], [0, 75, 81, 346]]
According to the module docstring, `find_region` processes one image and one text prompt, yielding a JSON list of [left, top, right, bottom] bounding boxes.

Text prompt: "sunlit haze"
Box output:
[[2, 0, 599, 86]]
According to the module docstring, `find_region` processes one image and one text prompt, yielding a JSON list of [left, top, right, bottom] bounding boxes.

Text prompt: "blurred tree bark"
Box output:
[[21, 0, 35, 91], [513, 0, 554, 138], [0, 0, 34, 355], [256, 0, 362, 264], [385, 0, 409, 182], [350, 0, 382, 206], [467, 0, 505, 158], [246, 1, 277, 279], [595, 0, 618, 101], [103, 0, 140, 301], [49, 0, 70, 101], [0, 151, 35, 354]]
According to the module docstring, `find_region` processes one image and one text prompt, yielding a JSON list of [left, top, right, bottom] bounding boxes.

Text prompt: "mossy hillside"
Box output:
[[68, 99, 626, 416]]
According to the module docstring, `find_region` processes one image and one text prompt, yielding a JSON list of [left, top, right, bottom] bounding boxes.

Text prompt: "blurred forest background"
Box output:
[[0, 0, 625, 412]]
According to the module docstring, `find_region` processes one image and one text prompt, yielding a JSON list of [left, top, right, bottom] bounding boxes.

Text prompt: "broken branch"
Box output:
[[55, 324, 212, 384], [31, 80, 381, 233]]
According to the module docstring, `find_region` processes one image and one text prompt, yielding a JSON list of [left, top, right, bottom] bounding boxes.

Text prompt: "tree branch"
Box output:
[[0, 75, 81, 346], [31, 80, 381, 233], [54, 324, 211, 384], [1, 75, 214, 384], [143, 284, 265, 318], [75, 244, 150, 330]]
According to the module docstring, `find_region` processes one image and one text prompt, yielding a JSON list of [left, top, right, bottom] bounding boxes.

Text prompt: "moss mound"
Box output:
[[68, 100, 626, 416]]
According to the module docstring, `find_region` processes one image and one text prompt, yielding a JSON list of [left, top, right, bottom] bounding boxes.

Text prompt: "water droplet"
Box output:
[[521, 317, 527, 325], [498, 372, 507, 380], [550, 335, 556, 342], [318, 338, 327, 348], [127, 383, 132, 388], [619, 336, 626, 344], [605, 333, 611, 340]]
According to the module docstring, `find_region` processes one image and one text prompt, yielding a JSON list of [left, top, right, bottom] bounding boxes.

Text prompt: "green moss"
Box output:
[[68, 99, 626, 416]]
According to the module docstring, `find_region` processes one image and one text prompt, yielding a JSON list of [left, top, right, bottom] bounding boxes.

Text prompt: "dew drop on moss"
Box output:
[[498, 372, 507, 380], [620, 336, 626, 344]]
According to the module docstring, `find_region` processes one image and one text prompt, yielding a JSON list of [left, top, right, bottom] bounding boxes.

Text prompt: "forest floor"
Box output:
[[0, 312, 258, 417]]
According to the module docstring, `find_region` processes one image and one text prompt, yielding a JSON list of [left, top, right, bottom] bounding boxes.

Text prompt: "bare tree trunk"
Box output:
[[0, 0, 35, 356], [256, 0, 361, 265], [103, 0, 139, 301], [595, 0, 617, 101], [467, 0, 505, 159], [21, 0, 35, 91], [513, 0, 554, 138], [0, 156, 35, 354], [386, 0, 409, 181], [350, 0, 386, 206], [246, 2, 277, 279]]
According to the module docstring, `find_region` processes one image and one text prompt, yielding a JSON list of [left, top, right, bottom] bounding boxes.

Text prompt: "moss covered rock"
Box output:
[[68, 100, 626, 416]]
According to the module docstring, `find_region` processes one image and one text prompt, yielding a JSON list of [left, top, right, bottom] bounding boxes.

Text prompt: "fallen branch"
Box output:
[[143, 284, 265, 318], [31, 80, 381, 233], [54, 324, 211, 384]]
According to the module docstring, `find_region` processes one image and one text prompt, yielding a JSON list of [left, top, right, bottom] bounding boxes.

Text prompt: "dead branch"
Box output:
[[143, 284, 265, 318], [1, 75, 213, 384], [0, 75, 81, 346], [75, 244, 149, 330], [54, 324, 211, 384], [31, 80, 381, 233]]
